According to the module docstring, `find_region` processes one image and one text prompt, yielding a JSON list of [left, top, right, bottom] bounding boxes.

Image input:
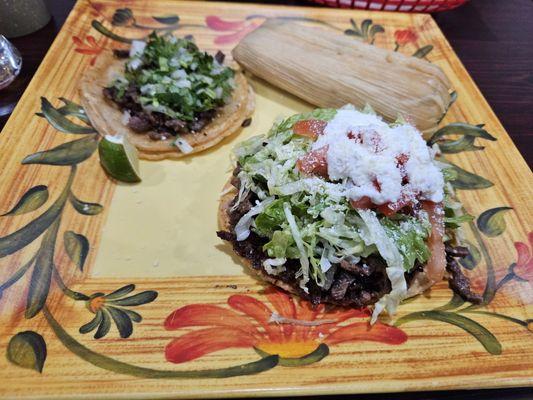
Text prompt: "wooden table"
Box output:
[[0, 1, 531, 399]]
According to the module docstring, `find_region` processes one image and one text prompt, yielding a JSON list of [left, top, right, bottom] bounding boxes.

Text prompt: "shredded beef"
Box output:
[[445, 250, 483, 304], [128, 115, 152, 132], [103, 86, 217, 139], [113, 49, 130, 59], [340, 259, 373, 276], [215, 50, 225, 64], [218, 166, 480, 308], [217, 231, 267, 270], [445, 244, 469, 258], [330, 271, 356, 301], [217, 166, 393, 308]]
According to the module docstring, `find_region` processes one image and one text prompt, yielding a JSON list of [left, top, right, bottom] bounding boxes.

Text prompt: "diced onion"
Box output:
[[175, 137, 193, 154], [129, 40, 146, 57], [263, 258, 286, 275], [127, 58, 142, 70], [121, 110, 131, 126]]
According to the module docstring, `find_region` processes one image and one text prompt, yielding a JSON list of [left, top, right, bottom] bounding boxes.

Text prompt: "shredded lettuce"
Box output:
[[382, 217, 431, 271], [269, 108, 337, 137], [357, 209, 407, 323], [283, 202, 310, 293], [444, 213, 473, 228], [234, 197, 274, 241], [253, 199, 286, 237], [231, 108, 457, 321]]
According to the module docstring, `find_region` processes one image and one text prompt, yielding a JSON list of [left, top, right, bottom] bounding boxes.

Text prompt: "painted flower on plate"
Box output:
[[394, 28, 418, 47], [205, 16, 261, 45], [164, 287, 407, 365], [79, 284, 157, 339], [512, 232, 533, 281], [72, 35, 104, 65]]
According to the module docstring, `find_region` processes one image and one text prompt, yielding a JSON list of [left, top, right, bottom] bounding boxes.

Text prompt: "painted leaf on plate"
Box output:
[[57, 97, 91, 124], [1, 185, 48, 216], [395, 311, 502, 355], [459, 240, 482, 270], [445, 162, 494, 190], [0, 175, 70, 259], [108, 291, 158, 307], [6, 331, 47, 373], [153, 14, 180, 25], [39, 97, 95, 134], [439, 135, 484, 153], [69, 193, 103, 216], [22, 135, 98, 166], [25, 220, 60, 319], [412, 44, 433, 58], [92, 20, 133, 43], [477, 207, 513, 237], [63, 231, 90, 271], [111, 8, 134, 26], [428, 122, 496, 145]]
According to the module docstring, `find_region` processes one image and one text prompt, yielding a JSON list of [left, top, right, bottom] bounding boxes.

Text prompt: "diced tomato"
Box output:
[[296, 145, 329, 177], [377, 198, 409, 217], [372, 179, 381, 192], [421, 201, 446, 284], [350, 196, 373, 210], [348, 130, 363, 143], [396, 153, 409, 166], [293, 119, 327, 140]]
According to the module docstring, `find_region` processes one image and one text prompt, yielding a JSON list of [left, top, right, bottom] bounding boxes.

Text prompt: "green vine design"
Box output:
[[396, 124, 532, 354], [1, 6, 531, 380], [1, 97, 278, 377]]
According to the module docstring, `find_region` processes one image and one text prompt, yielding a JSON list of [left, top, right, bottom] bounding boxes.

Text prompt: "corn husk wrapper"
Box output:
[[233, 20, 453, 134]]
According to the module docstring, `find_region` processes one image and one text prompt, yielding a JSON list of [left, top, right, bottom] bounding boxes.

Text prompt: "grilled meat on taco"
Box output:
[[217, 105, 480, 321], [80, 32, 254, 160]]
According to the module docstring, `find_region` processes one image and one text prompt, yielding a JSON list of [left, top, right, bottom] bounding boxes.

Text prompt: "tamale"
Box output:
[[232, 19, 453, 134]]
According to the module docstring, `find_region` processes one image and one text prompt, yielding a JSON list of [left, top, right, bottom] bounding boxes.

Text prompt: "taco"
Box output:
[[217, 106, 480, 321], [80, 32, 254, 160]]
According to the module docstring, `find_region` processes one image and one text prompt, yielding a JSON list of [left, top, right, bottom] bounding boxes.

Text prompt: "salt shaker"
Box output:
[[0, 35, 22, 90]]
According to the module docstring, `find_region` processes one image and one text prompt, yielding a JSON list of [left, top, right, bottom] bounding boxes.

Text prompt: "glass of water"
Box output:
[[0, 35, 22, 90]]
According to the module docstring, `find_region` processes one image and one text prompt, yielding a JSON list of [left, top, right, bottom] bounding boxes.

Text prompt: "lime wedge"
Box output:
[[98, 135, 141, 183]]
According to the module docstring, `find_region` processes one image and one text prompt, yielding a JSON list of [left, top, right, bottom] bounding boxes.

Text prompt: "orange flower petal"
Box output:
[[294, 298, 322, 320], [165, 327, 256, 364], [325, 321, 408, 346], [321, 307, 370, 321], [265, 287, 296, 319], [292, 300, 323, 341], [228, 294, 282, 340], [164, 304, 259, 335], [265, 287, 296, 339]]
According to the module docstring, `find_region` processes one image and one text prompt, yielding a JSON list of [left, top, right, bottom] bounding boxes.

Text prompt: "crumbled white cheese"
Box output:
[[313, 109, 443, 205]]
